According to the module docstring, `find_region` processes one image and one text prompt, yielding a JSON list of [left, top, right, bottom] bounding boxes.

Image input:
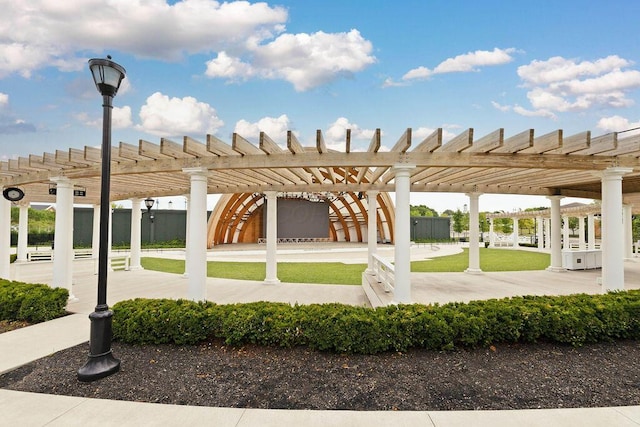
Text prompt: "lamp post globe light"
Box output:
[[77, 56, 126, 382], [145, 197, 155, 221]]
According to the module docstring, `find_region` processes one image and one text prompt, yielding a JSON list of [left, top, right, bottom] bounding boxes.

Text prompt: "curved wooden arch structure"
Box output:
[[207, 190, 395, 248]]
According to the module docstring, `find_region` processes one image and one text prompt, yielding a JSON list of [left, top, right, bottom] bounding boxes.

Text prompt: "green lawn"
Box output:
[[142, 248, 550, 285], [411, 248, 550, 272], [141, 258, 365, 285]]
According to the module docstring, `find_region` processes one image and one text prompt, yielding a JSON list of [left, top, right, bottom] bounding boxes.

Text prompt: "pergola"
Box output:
[[2, 127, 640, 303]]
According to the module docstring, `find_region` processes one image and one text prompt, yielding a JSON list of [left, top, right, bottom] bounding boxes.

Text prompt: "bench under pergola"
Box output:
[[2, 127, 639, 303]]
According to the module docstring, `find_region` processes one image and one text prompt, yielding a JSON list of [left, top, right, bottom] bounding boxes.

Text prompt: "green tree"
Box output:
[[479, 212, 489, 233], [11, 207, 56, 233], [520, 218, 535, 235], [494, 217, 513, 234], [568, 217, 579, 235], [410, 204, 438, 217], [452, 209, 468, 235]]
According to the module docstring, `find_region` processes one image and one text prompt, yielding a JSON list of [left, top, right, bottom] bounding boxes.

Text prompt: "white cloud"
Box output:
[[112, 106, 133, 129], [206, 52, 255, 80], [517, 55, 631, 86], [402, 48, 517, 82], [512, 105, 556, 119], [0, 0, 288, 78], [412, 126, 457, 143], [596, 115, 640, 133], [402, 66, 432, 81], [234, 115, 292, 143], [137, 92, 224, 137], [207, 29, 376, 91], [381, 77, 408, 88], [491, 101, 511, 112], [2, 2, 375, 91], [434, 48, 516, 73], [76, 105, 132, 129], [325, 117, 376, 151], [0, 93, 8, 108], [413, 126, 460, 144], [508, 55, 640, 118]]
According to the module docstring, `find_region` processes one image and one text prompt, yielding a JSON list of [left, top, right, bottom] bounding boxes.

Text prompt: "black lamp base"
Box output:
[[77, 352, 120, 382], [77, 308, 120, 382]]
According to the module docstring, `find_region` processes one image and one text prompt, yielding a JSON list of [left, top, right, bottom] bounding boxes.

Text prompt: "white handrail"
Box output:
[[371, 253, 395, 293]]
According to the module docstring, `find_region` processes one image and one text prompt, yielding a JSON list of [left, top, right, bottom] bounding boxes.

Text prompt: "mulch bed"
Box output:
[[2, 339, 640, 410], [0, 320, 31, 334]]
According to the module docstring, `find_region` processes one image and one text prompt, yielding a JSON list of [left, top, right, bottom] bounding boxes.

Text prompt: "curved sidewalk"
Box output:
[[3, 244, 640, 426]]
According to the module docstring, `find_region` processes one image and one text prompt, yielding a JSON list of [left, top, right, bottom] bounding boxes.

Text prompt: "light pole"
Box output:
[[145, 197, 155, 244], [77, 56, 126, 382]]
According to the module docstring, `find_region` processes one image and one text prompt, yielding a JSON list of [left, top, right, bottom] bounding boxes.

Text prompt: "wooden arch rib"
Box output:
[[338, 193, 363, 242], [238, 195, 264, 243], [210, 193, 255, 246], [219, 194, 249, 244], [328, 200, 351, 241], [329, 222, 337, 241], [225, 194, 262, 244], [378, 193, 394, 243]]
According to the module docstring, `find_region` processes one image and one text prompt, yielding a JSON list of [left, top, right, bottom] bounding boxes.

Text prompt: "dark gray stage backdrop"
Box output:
[[264, 198, 330, 239]]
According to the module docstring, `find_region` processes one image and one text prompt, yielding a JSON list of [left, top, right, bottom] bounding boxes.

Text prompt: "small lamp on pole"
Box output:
[[145, 197, 155, 222], [77, 56, 126, 382]]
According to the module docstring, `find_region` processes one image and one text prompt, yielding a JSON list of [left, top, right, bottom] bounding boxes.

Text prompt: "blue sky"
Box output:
[[1, 0, 639, 213]]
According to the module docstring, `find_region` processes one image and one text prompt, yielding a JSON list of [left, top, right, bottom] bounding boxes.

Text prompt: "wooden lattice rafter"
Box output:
[[3, 127, 640, 212]]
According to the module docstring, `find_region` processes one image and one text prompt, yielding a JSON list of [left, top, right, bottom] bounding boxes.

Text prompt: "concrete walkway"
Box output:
[[3, 243, 640, 426]]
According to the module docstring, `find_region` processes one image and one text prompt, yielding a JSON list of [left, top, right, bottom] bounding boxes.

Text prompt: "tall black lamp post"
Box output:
[[77, 56, 126, 382]]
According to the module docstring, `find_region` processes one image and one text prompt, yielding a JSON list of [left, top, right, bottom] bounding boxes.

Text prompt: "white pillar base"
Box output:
[[263, 278, 281, 285], [128, 265, 144, 271], [464, 267, 483, 275], [546, 266, 566, 273]]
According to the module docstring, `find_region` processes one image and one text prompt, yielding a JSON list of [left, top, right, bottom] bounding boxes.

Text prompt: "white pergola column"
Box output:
[[0, 197, 10, 279], [366, 190, 379, 274], [546, 196, 565, 272], [16, 203, 29, 262], [393, 164, 415, 304], [488, 218, 495, 248], [51, 177, 75, 298], [536, 217, 544, 250], [511, 217, 519, 248], [544, 218, 551, 249], [562, 216, 570, 250], [465, 192, 482, 274], [183, 195, 190, 278], [588, 213, 596, 250], [183, 167, 208, 301], [264, 191, 280, 284], [601, 168, 632, 291], [624, 205, 633, 260], [129, 198, 143, 270], [578, 216, 586, 250]]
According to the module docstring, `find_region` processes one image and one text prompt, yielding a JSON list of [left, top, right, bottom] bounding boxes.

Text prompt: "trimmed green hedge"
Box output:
[[0, 280, 69, 323], [112, 291, 640, 354]]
